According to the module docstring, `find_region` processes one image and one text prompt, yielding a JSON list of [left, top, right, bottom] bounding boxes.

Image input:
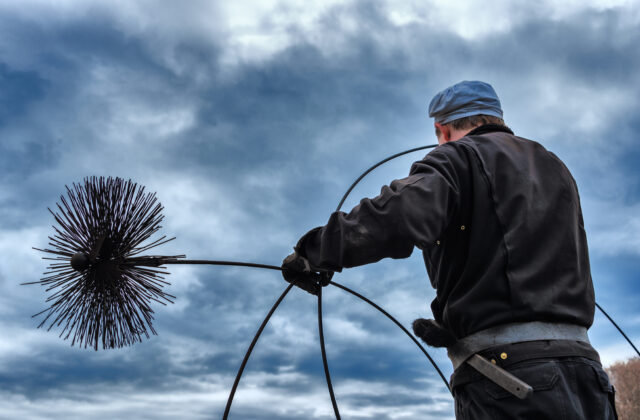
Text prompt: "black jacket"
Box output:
[[297, 125, 595, 339]]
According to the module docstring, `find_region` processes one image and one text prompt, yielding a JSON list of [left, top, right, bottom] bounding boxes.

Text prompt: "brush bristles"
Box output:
[[30, 176, 184, 350]]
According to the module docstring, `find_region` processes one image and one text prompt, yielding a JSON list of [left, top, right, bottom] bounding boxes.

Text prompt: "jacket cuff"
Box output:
[[294, 226, 322, 259], [295, 226, 342, 272]]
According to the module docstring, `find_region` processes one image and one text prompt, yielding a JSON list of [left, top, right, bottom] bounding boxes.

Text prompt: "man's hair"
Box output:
[[435, 114, 505, 137]]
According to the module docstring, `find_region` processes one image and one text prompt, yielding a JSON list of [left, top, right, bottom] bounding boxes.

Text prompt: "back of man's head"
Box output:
[[429, 80, 506, 138]]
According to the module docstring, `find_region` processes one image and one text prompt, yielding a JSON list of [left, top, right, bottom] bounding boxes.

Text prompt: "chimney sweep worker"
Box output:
[[281, 80, 617, 419]]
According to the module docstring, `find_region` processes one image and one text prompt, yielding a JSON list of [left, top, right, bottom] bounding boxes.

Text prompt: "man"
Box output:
[[282, 81, 617, 419]]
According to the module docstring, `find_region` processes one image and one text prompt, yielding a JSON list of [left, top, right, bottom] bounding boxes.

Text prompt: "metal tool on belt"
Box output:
[[464, 353, 533, 399]]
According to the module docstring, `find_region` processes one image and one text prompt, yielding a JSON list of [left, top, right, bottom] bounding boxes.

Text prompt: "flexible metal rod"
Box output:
[[165, 259, 341, 418], [163, 260, 281, 271], [312, 143, 441, 415], [161, 259, 286, 418], [596, 302, 640, 358], [222, 283, 294, 419], [330, 280, 452, 394], [336, 144, 438, 211], [318, 287, 341, 419], [318, 144, 442, 414]]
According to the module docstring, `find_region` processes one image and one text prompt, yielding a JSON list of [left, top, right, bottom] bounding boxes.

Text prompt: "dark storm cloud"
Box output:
[[444, 9, 640, 85], [0, 62, 48, 125], [158, 4, 640, 209], [166, 39, 422, 185], [0, 345, 168, 397]]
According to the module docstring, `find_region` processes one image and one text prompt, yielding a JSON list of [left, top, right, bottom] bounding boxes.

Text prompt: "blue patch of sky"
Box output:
[[592, 254, 640, 298]]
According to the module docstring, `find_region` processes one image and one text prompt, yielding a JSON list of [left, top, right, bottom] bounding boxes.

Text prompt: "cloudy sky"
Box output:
[[1, 0, 639, 418]]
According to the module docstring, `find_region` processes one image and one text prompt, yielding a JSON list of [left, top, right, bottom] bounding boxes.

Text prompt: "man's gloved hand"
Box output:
[[281, 252, 331, 295], [412, 318, 457, 348]]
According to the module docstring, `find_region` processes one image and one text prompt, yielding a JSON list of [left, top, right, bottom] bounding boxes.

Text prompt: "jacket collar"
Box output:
[[467, 124, 514, 136]]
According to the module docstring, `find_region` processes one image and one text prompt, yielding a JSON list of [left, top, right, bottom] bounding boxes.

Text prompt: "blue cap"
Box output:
[[428, 81, 503, 124]]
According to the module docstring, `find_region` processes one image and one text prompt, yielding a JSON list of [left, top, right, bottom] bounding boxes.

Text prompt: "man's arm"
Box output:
[[295, 148, 463, 272]]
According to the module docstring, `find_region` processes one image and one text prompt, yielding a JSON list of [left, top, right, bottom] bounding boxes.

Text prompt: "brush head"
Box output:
[[29, 176, 184, 350]]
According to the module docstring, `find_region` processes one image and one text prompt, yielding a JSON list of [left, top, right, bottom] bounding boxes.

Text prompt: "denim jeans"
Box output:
[[453, 356, 617, 419]]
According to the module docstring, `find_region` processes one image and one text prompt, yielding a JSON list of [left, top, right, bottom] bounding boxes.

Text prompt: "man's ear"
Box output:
[[435, 122, 451, 143]]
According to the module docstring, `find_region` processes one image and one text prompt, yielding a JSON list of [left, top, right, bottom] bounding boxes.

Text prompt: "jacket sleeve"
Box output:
[[296, 148, 462, 272]]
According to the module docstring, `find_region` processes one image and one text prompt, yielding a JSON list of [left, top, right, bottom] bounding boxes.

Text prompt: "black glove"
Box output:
[[281, 252, 331, 295], [412, 318, 457, 348]]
